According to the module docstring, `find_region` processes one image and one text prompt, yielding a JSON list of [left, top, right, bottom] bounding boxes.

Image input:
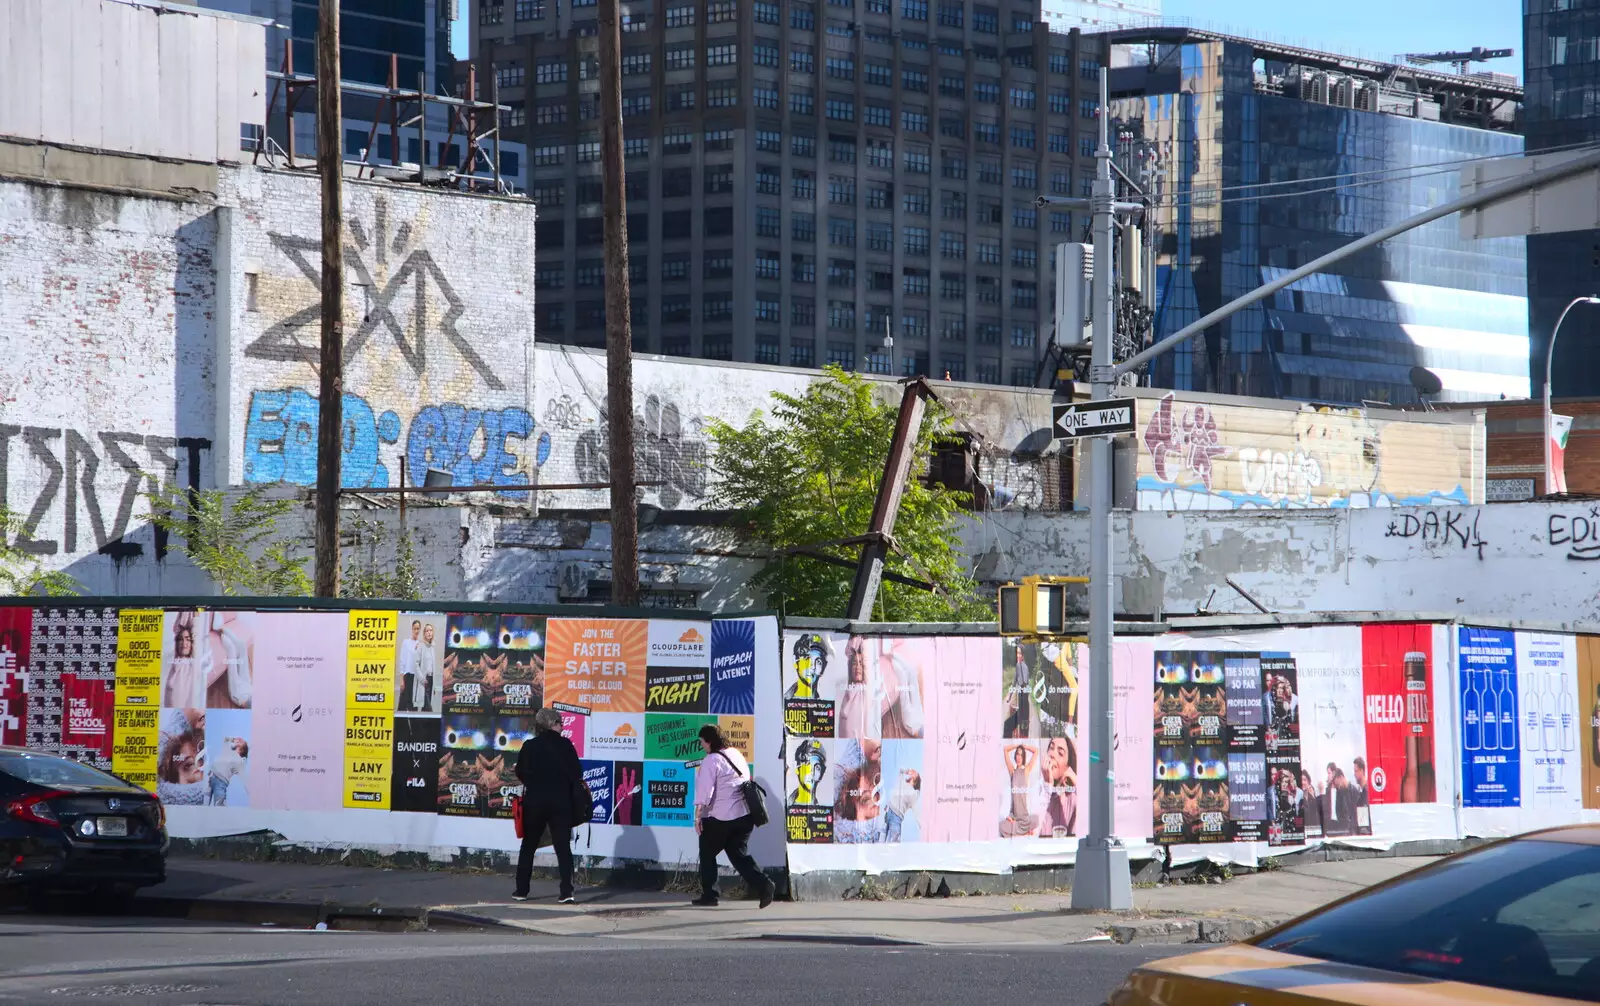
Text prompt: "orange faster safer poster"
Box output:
[[1581, 636, 1600, 810], [544, 619, 647, 714]]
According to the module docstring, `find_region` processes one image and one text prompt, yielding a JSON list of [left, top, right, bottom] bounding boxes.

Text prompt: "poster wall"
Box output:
[[1580, 636, 1600, 812]]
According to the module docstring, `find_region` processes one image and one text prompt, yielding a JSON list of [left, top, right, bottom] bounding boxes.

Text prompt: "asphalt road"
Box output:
[[0, 912, 1186, 1005]]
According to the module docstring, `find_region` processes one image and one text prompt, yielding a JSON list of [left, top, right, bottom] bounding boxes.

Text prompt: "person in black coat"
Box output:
[[513, 707, 585, 903]]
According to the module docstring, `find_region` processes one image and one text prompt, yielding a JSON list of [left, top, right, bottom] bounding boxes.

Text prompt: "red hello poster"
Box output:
[[1362, 623, 1437, 804]]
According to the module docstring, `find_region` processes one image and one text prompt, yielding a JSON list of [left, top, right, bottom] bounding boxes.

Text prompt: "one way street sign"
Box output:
[[1051, 398, 1137, 440]]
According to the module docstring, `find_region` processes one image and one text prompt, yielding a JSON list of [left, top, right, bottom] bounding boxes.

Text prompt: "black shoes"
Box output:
[[690, 896, 720, 907], [759, 882, 775, 909], [511, 893, 529, 902]]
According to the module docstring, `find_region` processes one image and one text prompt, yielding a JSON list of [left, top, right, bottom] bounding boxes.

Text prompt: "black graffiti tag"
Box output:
[[1547, 508, 1600, 561], [1385, 509, 1488, 560]]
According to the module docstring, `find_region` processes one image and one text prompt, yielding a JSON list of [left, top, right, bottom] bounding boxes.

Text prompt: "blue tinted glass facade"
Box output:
[[1526, 0, 1600, 397], [1113, 39, 1527, 405]]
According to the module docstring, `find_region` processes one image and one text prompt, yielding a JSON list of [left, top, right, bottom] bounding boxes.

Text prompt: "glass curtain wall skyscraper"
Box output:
[[1106, 29, 1527, 404]]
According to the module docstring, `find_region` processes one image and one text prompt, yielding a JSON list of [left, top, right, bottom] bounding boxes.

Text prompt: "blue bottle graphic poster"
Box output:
[[1459, 626, 1520, 807]]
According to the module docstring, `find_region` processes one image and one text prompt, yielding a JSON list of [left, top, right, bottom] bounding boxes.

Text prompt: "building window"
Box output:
[[976, 322, 1000, 344], [902, 0, 928, 18], [667, 3, 696, 23], [757, 207, 781, 237], [495, 63, 525, 90], [1050, 211, 1072, 233], [1080, 98, 1099, 119], [792, 339, 816, 366], [1011, 13, 1031, 30], [705, 165, 735, 194], [1009, 86, 1035, 109], [534, 100, 565, 125], [902, 109, 929, 133], [828, 175, 856, 204], [974, 121, 1000, 144], [791, 45, 815, 72], [828, 258, 856, 287], [668, 86, 696, 111], [704, 293, 733, 321], [939, 116, 965, 139], [1012, 203, 1037, 229], [903, 187, 930, 214], [1048, 131, 1070, 154], [865, 61, 892, 87], [941, 190, 966, 219], [705, 129, 734, 150], [705, 249, 735, 276], [1079, 135, 1096, 157], [939, 273, 965, 300], [826, 56, 855, 79], [757, 129, 782, 152], [977, 241, 1000, 265], [663, 130, 693, 154], [536, 266, 564, 290], [535, 59, 567, 84], [867, 182, 893, 209], [1010, 125, 1035, 148], [902, 311, 929, 339], [1012, 243, 1037, 268], [793, 213, 817, 242], [793, 170, 817, 198], [868, 269, 894, 292], [904, 148, 931, 173], [1011, 322, 1035, 347], [756, 296, 782, 321], [575, 260, 605, 288], [1011, 280, 1037, 308], [864, 104, 892, 128], [622, 92, 652, 117], [576, 140, 601, 163], [827, 341, 856, 367], [625, 137, 650, 158], [707, 44, 739, 66], [903, 226, 930, 256], [903, 268, 930, 296], [826, 97, 856, 121], [902, 67, 929, 92], [791, 2, 815, 28], [1080, 57, 1099, 80], [756, 339, 781, 364], [622, 52, 652, 75], [792, 298, 816, 326], [754, 86, 780, 109], [663, 167, 693, 197], [661, 211, 693, 240], [940, 231, 965, 259], [658, 295, 692, 324], [757, 251, 782, 279], [707, 83, 739, 108], [976, 198, 1002, 224], [829, 217, 856, 246], [754, 42, 780, 67], [972, 3, 996, 30], [829, 138, 857, 163], [666, 45, 697, 70], [973, 80, 999, 102], [707, 0, 738, 21], [937, 2, 962, 26], [866, 138, 893, 167], [531, 182, 564, 207], [793, 133, 816, 157], [480, 0, 505, 25], [757, 165, 781, 195], [790, 88, 815, 115], [1011, 162, 1036, 189], [755, 0, 779, 21], [516, 0, 545, 17], [828, 301, 857, 333], [867, 222, 893, 252]]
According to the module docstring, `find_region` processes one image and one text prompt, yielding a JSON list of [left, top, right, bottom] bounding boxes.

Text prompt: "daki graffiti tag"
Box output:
[[1385, 508, 1488, 560], [0, 426, 207, 558], [1142, 394, 1231, 491], [242, 389, 549, 495]]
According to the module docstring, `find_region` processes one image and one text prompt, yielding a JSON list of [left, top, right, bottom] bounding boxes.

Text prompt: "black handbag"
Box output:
[[717, 751, 769, 827]]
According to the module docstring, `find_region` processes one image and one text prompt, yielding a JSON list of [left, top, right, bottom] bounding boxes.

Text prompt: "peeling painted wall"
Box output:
[[964, 501, 1600, 624]]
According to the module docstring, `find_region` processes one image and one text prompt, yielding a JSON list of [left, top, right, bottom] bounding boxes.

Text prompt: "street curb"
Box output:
[[1106, 916, 1277, 945], [128, 896, 520, 932]]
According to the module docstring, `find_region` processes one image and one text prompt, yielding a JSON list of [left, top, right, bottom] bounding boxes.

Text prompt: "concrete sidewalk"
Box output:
[[132, 854, 1437, 945]]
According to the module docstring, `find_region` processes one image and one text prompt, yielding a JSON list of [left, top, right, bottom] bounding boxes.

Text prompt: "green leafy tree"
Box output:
[[144, 483, 312, 596], [0, 510, 81, 597], [341, 515, 428, 601], [707, 366, 989, 621]]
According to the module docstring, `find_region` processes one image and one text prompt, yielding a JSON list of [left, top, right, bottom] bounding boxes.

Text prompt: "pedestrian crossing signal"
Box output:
[[997, 575, 1086, 636]]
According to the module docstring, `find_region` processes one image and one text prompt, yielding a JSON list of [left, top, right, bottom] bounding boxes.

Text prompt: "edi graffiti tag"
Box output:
[[1548, 508, 1600, 561], [1385, 508, 1489, 560], [242, 389, 549, 495]]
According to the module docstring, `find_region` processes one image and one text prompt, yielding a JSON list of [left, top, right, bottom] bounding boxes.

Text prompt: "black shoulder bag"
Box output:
[[716, 751, 770, 827]]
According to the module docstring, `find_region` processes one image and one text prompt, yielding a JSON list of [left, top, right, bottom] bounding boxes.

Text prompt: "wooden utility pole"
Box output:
[[313, 0, 344, 597], [598, 0, 638, 605]]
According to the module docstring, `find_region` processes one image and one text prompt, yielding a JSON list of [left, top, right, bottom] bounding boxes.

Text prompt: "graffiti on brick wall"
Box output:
[[0, 426, 208, 558], [1136, 394, 1472, 511], [242, 388, 549, 495], [571, 395, 710, 510], [245, 198, 503, 390]]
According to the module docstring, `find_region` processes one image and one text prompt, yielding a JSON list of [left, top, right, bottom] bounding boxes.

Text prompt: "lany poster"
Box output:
[[113, 609, 163, 791], [344, 611, 397, 809]]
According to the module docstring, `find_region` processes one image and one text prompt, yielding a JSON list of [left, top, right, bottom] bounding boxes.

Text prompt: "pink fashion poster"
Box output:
[[249, 613, 347, 811], [921, 636, 1002, 841]]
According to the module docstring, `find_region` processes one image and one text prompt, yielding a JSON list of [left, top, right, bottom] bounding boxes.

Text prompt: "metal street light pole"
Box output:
[[1071, 67, 1131, 912], [1545, 296, 1600, 494]]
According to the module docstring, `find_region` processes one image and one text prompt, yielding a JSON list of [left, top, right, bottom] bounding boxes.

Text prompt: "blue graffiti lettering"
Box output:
[[243, 389, 534, 497]]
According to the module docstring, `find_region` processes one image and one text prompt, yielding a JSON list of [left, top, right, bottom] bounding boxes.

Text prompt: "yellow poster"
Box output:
[[113, 609, 164, 790], [719, 714, 755, 763], [344, 611, 397, 808]]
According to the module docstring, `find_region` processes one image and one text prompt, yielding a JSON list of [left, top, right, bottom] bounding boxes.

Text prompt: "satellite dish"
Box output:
[[1408, 366, 1443, 396]]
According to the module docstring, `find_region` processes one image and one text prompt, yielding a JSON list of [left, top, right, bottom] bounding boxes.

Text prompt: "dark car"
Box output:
[[0, 747, 166, 900]]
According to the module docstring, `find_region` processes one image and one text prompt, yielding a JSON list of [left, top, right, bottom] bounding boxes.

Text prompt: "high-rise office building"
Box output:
[[478, 0, 1104, 382], [1525, 1, 1600, 397], [1108, 28, 1527, 404]]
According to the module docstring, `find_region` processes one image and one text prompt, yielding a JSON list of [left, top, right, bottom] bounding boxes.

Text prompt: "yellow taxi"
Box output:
[[1109, 826, 1600, 1005]]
